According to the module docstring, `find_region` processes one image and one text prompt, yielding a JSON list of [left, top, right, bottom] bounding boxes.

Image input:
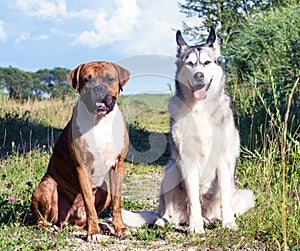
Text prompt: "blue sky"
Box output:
[[0, 0, 199, 95]]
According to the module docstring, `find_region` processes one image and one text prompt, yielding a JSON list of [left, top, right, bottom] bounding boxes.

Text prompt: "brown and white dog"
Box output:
[[31, 61, 130, 243]]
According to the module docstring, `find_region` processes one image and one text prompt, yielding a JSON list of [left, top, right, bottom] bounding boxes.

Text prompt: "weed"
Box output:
[[131, 224, 174, 241], [0, 93, 298, 250]]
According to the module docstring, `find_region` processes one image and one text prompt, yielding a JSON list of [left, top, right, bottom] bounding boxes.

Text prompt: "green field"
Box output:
[[0, 93, 299, 250]]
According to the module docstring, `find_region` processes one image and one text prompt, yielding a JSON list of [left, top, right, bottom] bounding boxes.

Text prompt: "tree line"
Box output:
[[180, 0, 300, 149], [0, 66, 74, 100]]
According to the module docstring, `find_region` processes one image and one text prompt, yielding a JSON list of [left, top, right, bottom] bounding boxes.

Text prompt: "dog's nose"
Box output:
[[93, 84, 105, 92], [93, 84, 108, 95], [194, 72, 204, 81]]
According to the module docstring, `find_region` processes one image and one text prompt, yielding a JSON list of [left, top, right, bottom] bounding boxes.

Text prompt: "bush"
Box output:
[[224, 4, 300, 150]]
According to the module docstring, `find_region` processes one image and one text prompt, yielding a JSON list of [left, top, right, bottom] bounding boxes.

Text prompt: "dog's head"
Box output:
[[175, 26, 224, 101], [68, 62, 130, 116]]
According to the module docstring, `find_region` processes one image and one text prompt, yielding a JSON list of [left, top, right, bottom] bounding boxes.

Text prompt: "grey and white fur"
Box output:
[[121, 27, 255, 233], [154, 26, 255, 233]]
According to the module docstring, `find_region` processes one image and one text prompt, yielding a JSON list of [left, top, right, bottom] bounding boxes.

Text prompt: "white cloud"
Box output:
[[0, 20, 6, 41], [71, 0, 188, 56], [72, 0, 141, 48], [15, 0, 67, 20], [12, 0, 194, 55], [119, 0, 185, 55], [33, 27, 73, 41], [15, 32, 30, 44], [69, 9, 98, 21], [34, 34, 49, 40]]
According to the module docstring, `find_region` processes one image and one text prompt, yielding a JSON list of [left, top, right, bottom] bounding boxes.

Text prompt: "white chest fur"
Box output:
[[75, 98, 125, 188], [169, 96, 237, 185], [173, 101, 215, 158]]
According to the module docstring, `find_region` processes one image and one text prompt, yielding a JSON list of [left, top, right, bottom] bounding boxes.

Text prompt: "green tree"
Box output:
[[0, 66, 33, 99], [180, 0, 298, 45], [32, 69, 52, 97], [49, 67, 73, 99], [0, 66, 73, 100]]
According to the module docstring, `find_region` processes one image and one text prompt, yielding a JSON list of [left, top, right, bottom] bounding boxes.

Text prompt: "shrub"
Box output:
[[224, 4, 300, 150]]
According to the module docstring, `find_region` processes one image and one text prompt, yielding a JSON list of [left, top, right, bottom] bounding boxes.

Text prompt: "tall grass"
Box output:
[[0, 93, 299, 249], [237, 74, 300, 249], [0, 94, 76, 156]]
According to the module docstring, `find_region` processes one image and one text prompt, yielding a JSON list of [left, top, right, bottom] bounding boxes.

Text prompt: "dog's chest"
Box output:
[[174, 103, 214, 139], [172, 101, 226, 159], [76, 104, 125, 187], [91, 112, 124, 165]]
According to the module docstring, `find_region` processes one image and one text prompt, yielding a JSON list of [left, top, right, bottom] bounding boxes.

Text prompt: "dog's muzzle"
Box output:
[[82, 84, 117, 116], [96, 95, 116, 115]]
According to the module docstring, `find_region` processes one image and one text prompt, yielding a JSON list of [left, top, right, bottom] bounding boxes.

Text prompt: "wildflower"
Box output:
[[234, 179, 241, 186], [9, 196, 16, 203]]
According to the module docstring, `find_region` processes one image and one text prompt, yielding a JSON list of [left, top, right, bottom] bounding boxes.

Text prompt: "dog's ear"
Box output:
[[176, 30, 188, 48], [67, 64, 85, 93], [176, 30, 189, 59], [206, 26, 216, 46], [110, 63, 130, 92], [206, 26, 221, 60]]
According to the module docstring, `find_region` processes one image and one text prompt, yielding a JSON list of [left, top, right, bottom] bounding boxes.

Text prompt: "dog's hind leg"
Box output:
[[156, 184, 188, 228], [156, 160, 188, 228], [31, 175, 58, 228], [61, 182, 111, 230]]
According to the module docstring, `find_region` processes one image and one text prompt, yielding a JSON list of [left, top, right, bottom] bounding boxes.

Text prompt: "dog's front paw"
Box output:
[[222, 220, 237, 230], [115, 225, 129, 237], [188, 214, 205, 234], [188, 224, 205, 234]]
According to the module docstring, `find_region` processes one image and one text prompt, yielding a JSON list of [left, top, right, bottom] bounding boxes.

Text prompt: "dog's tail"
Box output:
[[232, 189, 255, 216], [121, 209, 158, 227]]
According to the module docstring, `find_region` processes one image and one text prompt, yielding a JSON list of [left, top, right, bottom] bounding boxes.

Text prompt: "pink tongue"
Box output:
[[193, 89, 206, 100]]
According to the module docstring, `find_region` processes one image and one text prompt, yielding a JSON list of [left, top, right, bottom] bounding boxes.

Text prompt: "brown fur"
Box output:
[[31, 62, 130, 242]]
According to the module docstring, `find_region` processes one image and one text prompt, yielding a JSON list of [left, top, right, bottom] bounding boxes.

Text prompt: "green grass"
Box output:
[[119, 94, 170, 132], [0, 93, 299, 250]]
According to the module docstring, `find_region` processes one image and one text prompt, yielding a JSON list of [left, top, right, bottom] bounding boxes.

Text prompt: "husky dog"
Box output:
[[154, 27, 255, 233]]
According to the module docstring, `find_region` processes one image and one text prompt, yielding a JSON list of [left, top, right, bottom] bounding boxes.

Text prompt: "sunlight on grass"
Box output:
[[0, 93, 299, 250]]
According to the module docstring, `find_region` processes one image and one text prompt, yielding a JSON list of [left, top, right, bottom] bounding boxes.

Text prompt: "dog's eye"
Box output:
[[83, 75, 92, 83], [204, 61, 211, 66], [107, 77, 115, 82], [186, 61, 195, 67], [105, 75, 116, 83]]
